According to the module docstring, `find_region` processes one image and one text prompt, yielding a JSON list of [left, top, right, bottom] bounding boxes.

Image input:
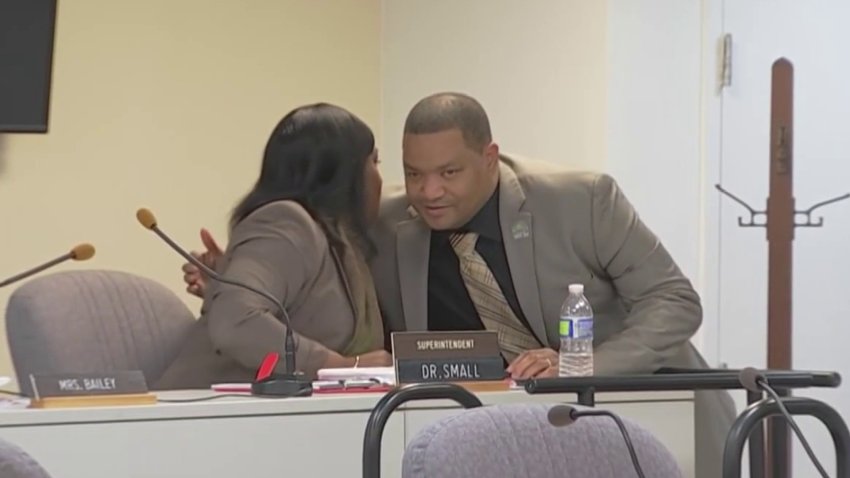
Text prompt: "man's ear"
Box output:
[[483, 142, 500, 168]]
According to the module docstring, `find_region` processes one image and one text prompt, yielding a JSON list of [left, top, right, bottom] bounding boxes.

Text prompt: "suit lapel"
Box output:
[[498, 162, 548, 344], [396, 208, 431, 331]]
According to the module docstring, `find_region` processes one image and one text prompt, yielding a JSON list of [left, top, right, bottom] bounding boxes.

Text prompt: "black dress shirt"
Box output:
[[427, 187, 534, 334]]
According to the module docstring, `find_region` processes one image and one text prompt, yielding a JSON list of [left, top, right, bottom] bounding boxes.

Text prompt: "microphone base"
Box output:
[[251, 374, 313, 398]]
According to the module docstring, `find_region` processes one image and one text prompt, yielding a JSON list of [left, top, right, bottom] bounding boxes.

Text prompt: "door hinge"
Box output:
[[720, 33, 733, 90]]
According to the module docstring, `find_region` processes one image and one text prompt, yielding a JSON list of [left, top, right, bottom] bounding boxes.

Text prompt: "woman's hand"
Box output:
[[183, 228, 224, 298], [356, 350, 393, 367], [321, 349, 392, 369]]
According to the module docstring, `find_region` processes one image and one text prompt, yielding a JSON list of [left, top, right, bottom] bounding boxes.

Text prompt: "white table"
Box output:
[[0, 389, 695, 478]]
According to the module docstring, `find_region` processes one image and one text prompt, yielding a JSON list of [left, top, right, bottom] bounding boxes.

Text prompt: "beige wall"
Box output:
[[0, 0, 381, 386], [380, 0, 608, 182]]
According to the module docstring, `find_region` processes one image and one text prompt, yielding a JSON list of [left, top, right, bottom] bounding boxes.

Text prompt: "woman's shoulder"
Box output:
[[232, 200, 326, 244]]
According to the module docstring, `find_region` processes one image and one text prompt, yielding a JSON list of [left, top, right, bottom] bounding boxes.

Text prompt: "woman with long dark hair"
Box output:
[[156, 104, 390, 389]]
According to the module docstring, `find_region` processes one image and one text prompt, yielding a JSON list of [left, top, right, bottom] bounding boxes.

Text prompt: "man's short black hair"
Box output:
[[403, 92, 492, 151]]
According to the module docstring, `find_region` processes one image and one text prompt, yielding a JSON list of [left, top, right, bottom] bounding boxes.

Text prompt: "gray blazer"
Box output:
[[155, 200, 367, 389]]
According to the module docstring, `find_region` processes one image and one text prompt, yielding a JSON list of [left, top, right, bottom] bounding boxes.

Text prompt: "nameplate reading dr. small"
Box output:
[[391, 331, 505, 383], [29, 371, 149, 399]]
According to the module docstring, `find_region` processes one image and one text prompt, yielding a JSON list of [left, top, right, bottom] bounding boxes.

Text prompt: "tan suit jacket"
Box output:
[[156, 200, 380, 389], [372, 154, 705, 373], [370, 155, 735, 478]]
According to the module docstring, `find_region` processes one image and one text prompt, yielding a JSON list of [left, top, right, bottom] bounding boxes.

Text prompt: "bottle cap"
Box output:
[[568, 284, 584, 294]]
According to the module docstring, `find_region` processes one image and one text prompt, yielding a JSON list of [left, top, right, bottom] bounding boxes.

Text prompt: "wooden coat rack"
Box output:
[[717, 58, 850, 477]]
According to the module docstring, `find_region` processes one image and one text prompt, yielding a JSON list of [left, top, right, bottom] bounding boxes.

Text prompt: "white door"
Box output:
[[716, 1, 850, 476]]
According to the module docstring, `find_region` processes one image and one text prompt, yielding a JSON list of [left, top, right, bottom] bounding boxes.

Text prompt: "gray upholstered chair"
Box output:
[[5, 270, 195, 395], [0, 438, 52, 478], [402, 403, 683, 478]]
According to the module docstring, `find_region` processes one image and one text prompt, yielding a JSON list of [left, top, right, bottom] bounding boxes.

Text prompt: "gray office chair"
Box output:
[[402, 403, 683, 478], [0, 438, 52, 478], [5, 270, 195, 395]]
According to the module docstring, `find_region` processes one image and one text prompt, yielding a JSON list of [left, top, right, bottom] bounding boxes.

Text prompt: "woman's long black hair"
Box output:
[[231, 103, 376, 253]]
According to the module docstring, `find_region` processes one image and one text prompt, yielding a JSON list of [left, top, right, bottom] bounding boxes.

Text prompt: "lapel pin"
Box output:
[[511, 220, 530, 240]]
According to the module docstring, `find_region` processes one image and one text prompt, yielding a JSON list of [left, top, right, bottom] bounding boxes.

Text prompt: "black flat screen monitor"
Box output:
[[0, 0, 58, 133]]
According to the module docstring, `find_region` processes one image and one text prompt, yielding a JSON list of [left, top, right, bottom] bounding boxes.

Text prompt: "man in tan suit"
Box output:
[[372, 92, 706, 376], [368, 92, 735, 478]]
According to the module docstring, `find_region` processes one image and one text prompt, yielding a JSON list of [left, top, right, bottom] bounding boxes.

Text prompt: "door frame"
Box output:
[[696, 0, 725, 367]]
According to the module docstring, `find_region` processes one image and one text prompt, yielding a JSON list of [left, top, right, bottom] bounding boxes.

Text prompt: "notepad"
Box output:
[[316, 366, 395, 385], [312, 379, 391, 394], [210, 378, 392, 395]]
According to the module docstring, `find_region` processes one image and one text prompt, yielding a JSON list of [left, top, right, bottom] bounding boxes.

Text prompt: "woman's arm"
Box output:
[[205, 201, 350, 378]]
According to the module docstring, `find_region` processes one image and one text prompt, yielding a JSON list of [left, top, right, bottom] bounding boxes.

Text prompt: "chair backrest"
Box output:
[[5, 270, 196, 395], [0, 438, 52, 478], [403, 403, 683, 478]]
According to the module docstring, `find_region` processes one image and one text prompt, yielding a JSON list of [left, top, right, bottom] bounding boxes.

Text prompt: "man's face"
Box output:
[[402, 129, 498, 230]]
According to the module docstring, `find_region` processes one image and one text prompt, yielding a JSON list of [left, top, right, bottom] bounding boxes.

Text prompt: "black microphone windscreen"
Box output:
[[739, 367, 765, 393], [547, 405, 577, 427]]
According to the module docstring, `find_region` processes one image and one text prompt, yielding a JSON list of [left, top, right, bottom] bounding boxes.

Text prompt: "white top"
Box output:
[[568, 283, 584, 294]]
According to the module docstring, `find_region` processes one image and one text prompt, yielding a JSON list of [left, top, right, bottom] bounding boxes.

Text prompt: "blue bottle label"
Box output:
[[575, 317, 593, 339], [561, 317, 593, 339]]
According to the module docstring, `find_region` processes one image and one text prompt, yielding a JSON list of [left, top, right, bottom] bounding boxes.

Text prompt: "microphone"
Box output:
[[135, 208, 312, 398], [547, 405, 646, 478], [0, 243, 95, 288], [738, 368, 830, 478]]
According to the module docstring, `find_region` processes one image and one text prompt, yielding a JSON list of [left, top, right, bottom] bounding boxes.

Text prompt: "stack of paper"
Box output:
[[316, 367, 396, 385]]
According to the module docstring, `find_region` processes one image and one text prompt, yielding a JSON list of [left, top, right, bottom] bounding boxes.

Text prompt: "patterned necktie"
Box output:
[[449, 232, 541, 362]]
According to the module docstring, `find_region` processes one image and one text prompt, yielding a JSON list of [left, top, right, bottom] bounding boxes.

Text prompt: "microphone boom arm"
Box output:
[[136, 208, 308, 397], [0, 243, 95, 289], [150, 225, 298, 375], [150, 226, 282, 315], [574, 409, 646, 478], [0, 253, 72, 288]]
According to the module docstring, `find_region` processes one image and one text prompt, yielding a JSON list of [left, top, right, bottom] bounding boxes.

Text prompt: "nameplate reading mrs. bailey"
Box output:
[[391, 331, 505, 384], [29, 371, 149, 400]]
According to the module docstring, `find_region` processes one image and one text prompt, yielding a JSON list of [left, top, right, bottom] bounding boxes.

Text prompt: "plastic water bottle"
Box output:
[[559, 283, 594, 377]]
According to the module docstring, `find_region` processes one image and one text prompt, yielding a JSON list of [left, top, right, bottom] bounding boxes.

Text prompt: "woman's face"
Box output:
[[363, 148, 383, 224]]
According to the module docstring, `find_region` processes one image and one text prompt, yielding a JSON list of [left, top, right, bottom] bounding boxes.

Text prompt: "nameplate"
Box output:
[[396, 357, 506, 383], [29, 371, 149, 399], [391, 331, 504, 383]]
